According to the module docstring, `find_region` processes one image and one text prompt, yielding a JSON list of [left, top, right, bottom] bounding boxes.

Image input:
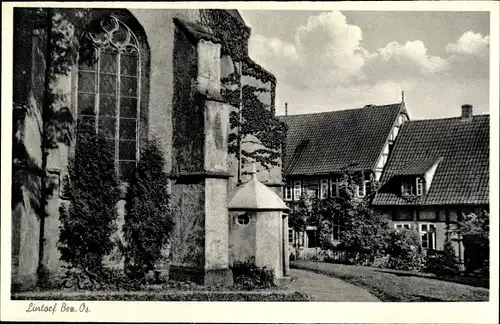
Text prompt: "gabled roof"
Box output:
[[372, 114, 489, 206], [279, 103, 405, 176]]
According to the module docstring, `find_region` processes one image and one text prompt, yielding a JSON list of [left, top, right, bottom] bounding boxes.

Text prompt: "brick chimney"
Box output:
[[461, 104, 473, 121]]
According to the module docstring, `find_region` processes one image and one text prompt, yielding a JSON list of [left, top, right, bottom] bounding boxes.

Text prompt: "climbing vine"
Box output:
[[199, 10, 287, 177], [221, 68, 287, 173], [199, 9, 249, 60]]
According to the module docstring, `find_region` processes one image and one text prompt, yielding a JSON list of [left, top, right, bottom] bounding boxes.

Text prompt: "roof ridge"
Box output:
[[278, 102, 403, 117], [405, 114, 490, 124]]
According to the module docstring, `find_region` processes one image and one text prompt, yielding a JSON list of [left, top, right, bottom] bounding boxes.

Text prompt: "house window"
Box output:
[[420, 223, 436, 250], [306, 229, 319, 248], [288, 228, 294, 243], [331, 214, 342, 241], [284, 182, 292, 201], [416, 177, 424, 196], [394, 223, 413, 231], [330, 177, 339, 197], [303, 180, 319, 199], [402, 177, 423, 196], [237, 213, 250, 225], [320, 179, 329, 199], [77, 15, 141, 181], [401, 179, 414, 196], [293, 180, 302, 200], [356, 180, 368, 198]]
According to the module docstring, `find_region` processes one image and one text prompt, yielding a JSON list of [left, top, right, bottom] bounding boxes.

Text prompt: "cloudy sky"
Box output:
[[239, 10, 490, 120]]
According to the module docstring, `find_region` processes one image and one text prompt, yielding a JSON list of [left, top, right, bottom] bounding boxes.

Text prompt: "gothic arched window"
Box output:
[[77, 15, 140, 181]]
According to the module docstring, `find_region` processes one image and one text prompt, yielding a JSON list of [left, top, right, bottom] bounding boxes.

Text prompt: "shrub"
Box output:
[[58, 266, 142, 291], [231, 258, 276, 290], [386, 229, 425, 271], [58, 120, 120, 272], [123, 138, 174, 278], [425, 238, 460, 276], [305, 171, 393, 266], [456, 210, 489, 276]]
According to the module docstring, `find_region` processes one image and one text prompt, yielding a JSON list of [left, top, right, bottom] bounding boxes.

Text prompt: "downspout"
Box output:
[[237, 60, 243, 184]]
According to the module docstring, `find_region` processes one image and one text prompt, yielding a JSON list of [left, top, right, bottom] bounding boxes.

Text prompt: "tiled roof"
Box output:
[[279, 103, 404, 176], [372, 114, 489, 206], [393, 156, 443, 176]]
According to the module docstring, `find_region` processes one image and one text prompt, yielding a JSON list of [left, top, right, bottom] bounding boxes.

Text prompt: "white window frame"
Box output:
[[320, 178, 329, 199], [419, 223, 436, 250], [284, 182, 292, 201], [330, 177, 339, 197], [416, 177, 424, 196], [288, 228, 294, 244], [394, 223, 413, 231], [356, 180, 369, 198], [293, 180, 302, 201]]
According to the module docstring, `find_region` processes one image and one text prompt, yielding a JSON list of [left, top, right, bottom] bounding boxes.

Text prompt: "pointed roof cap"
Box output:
[[228, 164, 290, 211]]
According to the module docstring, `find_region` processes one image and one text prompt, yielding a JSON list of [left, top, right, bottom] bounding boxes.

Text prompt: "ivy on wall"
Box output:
[[199, 9, 287, 179], [221, 69, 287, 175]]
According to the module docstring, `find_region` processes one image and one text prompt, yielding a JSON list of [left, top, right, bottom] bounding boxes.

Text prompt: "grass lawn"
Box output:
[[12, 278, 309, 301], [12, 289, 309, 301], [292, 260, 489, 302]]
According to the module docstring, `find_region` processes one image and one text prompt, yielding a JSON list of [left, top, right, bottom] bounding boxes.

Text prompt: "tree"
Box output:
[[221, 65, 287, 183], [123, 138, 174, 278], [288, 192, 314, 233], [58, 120, 120, 272], [301, 171, 392, 264]]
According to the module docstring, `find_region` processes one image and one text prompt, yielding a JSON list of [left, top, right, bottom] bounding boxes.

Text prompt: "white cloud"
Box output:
[[247, 11, 489, 118], [294, 11, 368, 81], [249, 10, 450, 89], [445, 31, 490, 55], [373, 40, 449, 74], [250, 34, 299, 62], [249, 10, 371, 88]]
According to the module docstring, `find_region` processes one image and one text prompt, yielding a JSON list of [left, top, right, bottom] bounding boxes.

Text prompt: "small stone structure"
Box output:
[[228, 164, 290, 282]]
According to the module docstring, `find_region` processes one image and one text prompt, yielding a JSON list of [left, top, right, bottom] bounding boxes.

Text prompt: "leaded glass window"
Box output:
[[77, 16, 140, 181]]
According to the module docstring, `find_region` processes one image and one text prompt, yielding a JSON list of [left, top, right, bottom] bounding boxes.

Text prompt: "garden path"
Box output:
[[288, 268, 381, 302]]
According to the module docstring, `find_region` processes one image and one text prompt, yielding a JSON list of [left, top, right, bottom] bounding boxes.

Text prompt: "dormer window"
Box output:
[[401, 177, 424, 196], [416, 177, 424, 196], [401, 179, 413, 196]]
